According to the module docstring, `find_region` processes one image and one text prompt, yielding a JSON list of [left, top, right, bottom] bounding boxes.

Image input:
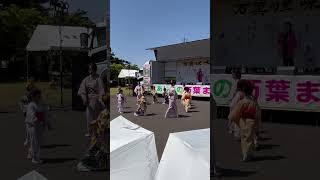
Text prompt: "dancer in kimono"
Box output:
[[21, 79, 38, 146], [25, 89, 51, 164], [134, 83, 142, 105], [228, 80, 261, 162], [134, 95, 147, 116], [165, 81, 178, 118], [227, 70, 242, 139], [181, 87, 192, 112], [151, 86, 158, 104], [162, 87, 169, 104], [78, 63, 105, 137], [77, 95, 108, 171], [116, 89, 125, 114]]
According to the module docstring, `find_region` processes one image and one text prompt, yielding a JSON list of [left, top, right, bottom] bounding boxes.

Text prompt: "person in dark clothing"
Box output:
[[278, 22, 297, 66]]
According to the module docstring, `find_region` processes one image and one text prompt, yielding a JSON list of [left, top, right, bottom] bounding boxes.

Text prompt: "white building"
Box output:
[[147, 39, 210, 85]]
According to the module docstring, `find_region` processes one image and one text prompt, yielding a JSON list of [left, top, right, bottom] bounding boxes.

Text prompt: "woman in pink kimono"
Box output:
[[165, 81, 178, 118], [78, 63, 105, 137]]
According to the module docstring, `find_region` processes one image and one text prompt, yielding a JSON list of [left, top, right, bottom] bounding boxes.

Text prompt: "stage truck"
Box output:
[[144, 38, 210, 98]]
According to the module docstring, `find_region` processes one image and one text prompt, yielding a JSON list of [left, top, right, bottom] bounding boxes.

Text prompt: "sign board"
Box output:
[[154, 84, 210, 97], [176, 60, 210, 84], [213, 0, 320, 67], [211, 74, 320, 112]]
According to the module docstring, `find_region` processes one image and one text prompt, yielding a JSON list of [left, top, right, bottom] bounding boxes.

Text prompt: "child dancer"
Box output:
[[25, 89, 51, 164], [21, 79, 37, 146], [116, 89, 125, 114], [151, 86, 158, 104]]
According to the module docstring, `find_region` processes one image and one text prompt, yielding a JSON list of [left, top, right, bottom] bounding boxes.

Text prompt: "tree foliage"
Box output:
[[0, 3, 94, 58], [110, 52, 140, 81]]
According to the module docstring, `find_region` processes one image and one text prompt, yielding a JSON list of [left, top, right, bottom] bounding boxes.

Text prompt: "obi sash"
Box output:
[[36, 112, 45, 122], [241, 106, 256, 120]]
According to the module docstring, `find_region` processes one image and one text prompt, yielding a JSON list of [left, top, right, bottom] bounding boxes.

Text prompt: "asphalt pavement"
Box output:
[[0, 110, 106, 180]]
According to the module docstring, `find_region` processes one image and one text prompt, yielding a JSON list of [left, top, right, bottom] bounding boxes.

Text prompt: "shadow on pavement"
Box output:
[[41, 144, 71, 149], [258, 144, 280, 150], [178, 115, 190, 118], [259, 137, 272, 141], [188, 110, 199, 113], [146, 113, 157, 116], [250, 155, 286, 162], [217, 167, 256, 178], [42, 158, 77, 164]]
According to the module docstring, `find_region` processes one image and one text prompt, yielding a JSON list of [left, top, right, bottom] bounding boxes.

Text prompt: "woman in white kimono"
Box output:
[[134, 83, 142, 105], [78, 63, 105, 137], [165, 81, 178, 118], [116, 89, 125, 114]]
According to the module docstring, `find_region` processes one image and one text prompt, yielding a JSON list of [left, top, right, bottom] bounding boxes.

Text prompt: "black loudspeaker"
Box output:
[[72, 52, 90, 110], [80, 33, 89, 49]]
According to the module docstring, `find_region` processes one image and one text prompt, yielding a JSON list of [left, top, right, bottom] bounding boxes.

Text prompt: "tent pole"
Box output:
[[26, 51, 29, 81]]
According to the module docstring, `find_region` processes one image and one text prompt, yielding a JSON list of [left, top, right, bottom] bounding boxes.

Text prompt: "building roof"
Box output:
[[147, 38, 210, 62], [26, 25, 92, 52], [118, 69, 139, 79]]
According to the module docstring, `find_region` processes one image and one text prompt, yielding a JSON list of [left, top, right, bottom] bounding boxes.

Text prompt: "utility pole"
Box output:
[[50, 0, 69, 106]]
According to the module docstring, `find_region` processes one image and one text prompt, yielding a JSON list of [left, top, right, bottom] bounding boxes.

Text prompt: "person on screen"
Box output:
[[278, 21, 297, 66], [197, 68, 203, 82], [228, 80, 261, 162], [165, 81, 178, 118], [78, 63, 105, 137]]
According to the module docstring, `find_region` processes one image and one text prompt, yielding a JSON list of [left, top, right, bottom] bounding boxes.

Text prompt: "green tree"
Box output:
[[0, 5, 94, 58], [110, 52, 140, 81], [110, 63, 124, 81]]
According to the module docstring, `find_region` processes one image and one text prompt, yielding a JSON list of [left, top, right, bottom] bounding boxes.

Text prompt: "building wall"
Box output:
[[155, 39, 210, 62]]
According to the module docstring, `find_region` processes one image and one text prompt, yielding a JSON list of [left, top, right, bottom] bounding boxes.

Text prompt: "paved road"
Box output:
[[110, 95, 210, 159], [214, 118, 320, 179], [0, 110, 106, 180]]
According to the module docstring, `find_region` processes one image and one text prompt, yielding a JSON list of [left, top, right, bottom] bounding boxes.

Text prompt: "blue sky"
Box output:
[[111, 0, 210, 66]]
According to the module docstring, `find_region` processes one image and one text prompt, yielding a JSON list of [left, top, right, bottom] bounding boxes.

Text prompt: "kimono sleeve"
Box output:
[[228, 100, 243, 125], [98, 77, 105, 98], [26, 104, 38, 125], [229, 92, 241, 110], [181, 92, 186, 100], [78, 78, 87, 102]]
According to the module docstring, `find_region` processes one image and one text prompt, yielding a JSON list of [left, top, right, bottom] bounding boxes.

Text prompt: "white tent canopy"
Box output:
[[17, 170, 48, 180], [155, 128, 210, 180], [110, 116, 159, 180], [26, 25, 91, 52], [118, 69, 138, 79]]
